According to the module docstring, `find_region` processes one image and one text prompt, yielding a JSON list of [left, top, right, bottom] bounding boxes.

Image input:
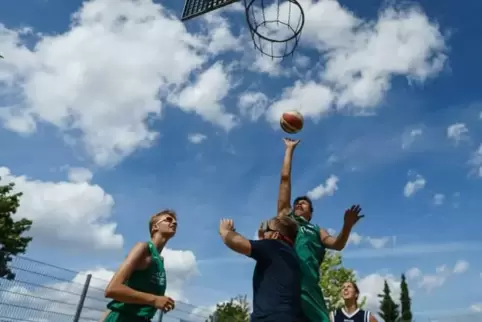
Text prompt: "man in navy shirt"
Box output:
[[219, 215, 303, 321]]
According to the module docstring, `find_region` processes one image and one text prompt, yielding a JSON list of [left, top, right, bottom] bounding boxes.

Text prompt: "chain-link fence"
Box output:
[[0, 252, 481, 322], [0, 252, 211, 322]]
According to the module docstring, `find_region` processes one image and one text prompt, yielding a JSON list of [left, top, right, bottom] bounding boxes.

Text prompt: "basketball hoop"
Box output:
[[180, 0, 305, 58], [243, 0, 305, 59]]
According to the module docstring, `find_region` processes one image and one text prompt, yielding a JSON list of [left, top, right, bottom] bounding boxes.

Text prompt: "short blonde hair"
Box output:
[[149, 209, 177, 236], [269, 216, 298, 240]]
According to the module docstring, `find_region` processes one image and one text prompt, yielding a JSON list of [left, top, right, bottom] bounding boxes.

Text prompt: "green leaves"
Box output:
[[0, 178, 33, 280], [319, 251, 366, 312], [206, 295, 250, 322]]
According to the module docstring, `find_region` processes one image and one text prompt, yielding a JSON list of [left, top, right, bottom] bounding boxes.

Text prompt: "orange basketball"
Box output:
[[280, 111, 304, 134]]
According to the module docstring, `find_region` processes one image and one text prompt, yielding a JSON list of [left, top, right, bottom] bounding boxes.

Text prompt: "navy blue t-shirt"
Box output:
[[248, 239, 303, 322]]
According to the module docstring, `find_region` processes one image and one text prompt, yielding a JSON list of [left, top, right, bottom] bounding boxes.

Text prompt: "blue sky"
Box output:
[[1, 0, 482, 320]]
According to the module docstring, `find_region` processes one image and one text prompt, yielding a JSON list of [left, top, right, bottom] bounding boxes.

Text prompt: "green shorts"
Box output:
[[104, 311, 152, 322]]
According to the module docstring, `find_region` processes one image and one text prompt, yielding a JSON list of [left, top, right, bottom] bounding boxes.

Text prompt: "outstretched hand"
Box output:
[[219, 219, 235, 234], [283, 138, 300, 149], [344, 205, 364, 228]]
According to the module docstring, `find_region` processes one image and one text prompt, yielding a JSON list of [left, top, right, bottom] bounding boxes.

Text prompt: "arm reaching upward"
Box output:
[[320, 205, 364, 251], [219, 219, 252, 256], [277, 138, 300, 215]]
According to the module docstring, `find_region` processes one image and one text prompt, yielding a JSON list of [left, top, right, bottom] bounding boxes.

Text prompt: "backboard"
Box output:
[[181, 0, 240, 21]]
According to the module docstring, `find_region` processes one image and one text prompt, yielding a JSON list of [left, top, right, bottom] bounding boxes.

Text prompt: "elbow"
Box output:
[[280, 174, 290, 182], [104, 285, 119, 299], [332, 242, 345, 251]]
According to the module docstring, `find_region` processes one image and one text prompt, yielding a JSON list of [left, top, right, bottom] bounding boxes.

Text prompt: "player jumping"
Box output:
[[277, 138, 363, 322], [103, 210, 178, 322], [330, 282, 378, 322]]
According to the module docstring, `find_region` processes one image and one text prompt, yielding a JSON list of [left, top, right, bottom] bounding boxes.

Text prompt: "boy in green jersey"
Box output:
[[276, 138, 364, 322], [103, 209, 178, 321]]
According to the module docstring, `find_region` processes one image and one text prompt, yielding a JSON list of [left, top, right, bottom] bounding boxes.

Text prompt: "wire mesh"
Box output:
[[243, 0, 304, 58], [0, 252, 211, 322], [0, 252, 481, 322]]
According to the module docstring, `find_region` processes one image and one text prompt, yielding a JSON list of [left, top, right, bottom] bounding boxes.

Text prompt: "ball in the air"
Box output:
[[280, 111, 304, 134]]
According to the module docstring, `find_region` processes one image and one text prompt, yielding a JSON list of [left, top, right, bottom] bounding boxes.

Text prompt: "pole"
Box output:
[[73, 273, 92, 322]]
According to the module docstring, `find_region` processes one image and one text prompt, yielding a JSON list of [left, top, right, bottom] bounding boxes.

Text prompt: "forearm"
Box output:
[[105, 284, 156, 306], [278, 148, 294, 212], [333, 224, 352, 250], [220, 230, 251, 255]]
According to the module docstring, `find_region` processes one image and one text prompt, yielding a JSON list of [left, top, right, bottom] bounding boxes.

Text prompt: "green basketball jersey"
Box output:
[[106, 241, 167, 321], [289, 212, 330, 322]]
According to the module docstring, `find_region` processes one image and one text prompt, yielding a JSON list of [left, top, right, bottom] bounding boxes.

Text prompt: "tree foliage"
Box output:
[[0, 179, 32, 280], [206, 295, 250, 322], [399, 274, 413, 322], [378, 280, 399, 322], [319, 251, 366, 312]]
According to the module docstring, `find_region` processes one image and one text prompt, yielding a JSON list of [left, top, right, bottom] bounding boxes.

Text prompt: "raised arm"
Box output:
[[219, 219, 252, 256], [277, 138, 300, 215], [319, 205, 363, 251]]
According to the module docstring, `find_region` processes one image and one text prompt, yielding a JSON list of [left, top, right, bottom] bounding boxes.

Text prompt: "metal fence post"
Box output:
[[73, 273, 92, 322]]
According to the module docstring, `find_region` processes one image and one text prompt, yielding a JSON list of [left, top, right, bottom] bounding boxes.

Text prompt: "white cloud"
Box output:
[[453, 260, 469, 274], [266, 0, 446, 122], [406, 267, 422, 279], [469, 144, 482, 177], [0, 166, 123, 251], [188, 133, 207, 144], [0, 0, 235, 166], [418, 274, 446, 291], [366, 237, 390, 249], [471, 303, 482, 312], [307, 175, 339, 200], [447, 123, 469, 144], [334, 230, 390, 249], [238, 92, 269, 121], [67, 167, 93, 183], [404, 261, 470, 293], [433, 193, 445, 206], [402, 128, 423, 149], [266, 81, 335, 124], [172, 62, 237, 131], [348, 232, 364, 245], [357, 273, 401, 313], [404, 174, 426, 197]]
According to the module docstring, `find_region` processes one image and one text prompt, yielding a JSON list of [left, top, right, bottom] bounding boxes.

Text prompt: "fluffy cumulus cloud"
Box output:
[[447, 122, 469, 144], [406, 260, 470, 293], [67, 166, 94, 183], [0, 0, 447, 165], [0, 250, 199, 321], [188, 133, 207, 144], [0, 166, 123, 251], [0, 0, 239, 166], [357, 273, 401, 313], [265, 0, 447, 122], [307, 174, 339, 200], [404, 173, 426, 197]]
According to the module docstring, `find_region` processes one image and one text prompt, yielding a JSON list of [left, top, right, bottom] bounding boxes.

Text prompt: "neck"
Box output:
[[151, 234, 168, 252], [344, 301, 358, 313]]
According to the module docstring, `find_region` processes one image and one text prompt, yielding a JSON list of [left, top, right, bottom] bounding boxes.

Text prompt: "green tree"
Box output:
[[378, 280, 399, 322], [0, 179, 32, 280], [206, 295, 250, 322], [399, 274, 413, 322], [319, 251, 366, 312]]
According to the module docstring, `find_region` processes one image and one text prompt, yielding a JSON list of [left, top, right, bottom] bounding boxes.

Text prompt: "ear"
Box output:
[[272, 231, 280, 239]]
